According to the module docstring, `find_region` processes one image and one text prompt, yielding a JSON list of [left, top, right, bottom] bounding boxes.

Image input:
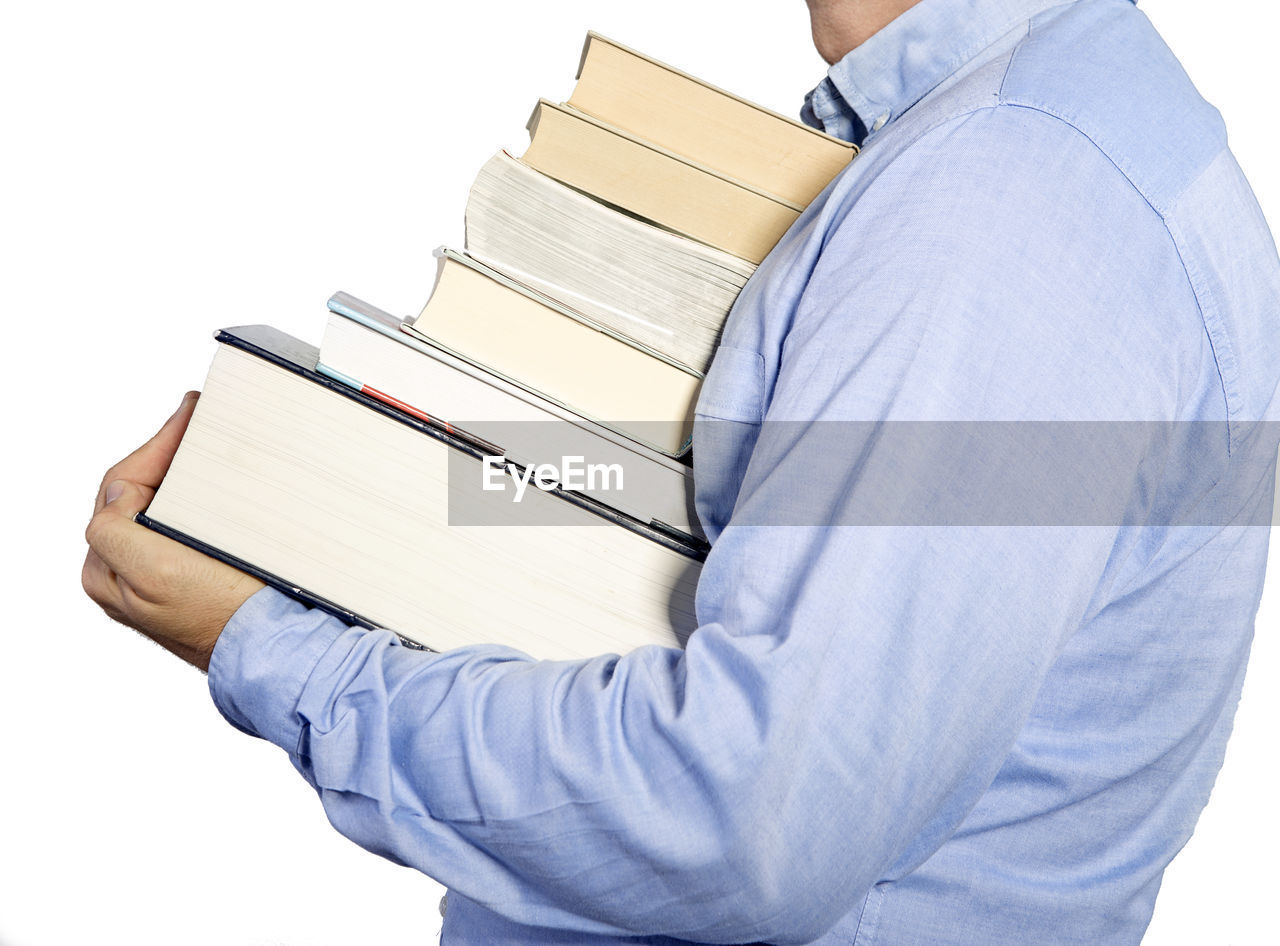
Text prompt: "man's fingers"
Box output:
[[85, 480, 163, 584], [81, 547, 119, 606], [81, 547, 125, 620], [95, 392, 199, 513]]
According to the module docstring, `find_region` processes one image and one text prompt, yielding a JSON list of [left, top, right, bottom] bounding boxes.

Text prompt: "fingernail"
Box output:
[[170, 391, 198, 420], [104, 480, 126, 504]]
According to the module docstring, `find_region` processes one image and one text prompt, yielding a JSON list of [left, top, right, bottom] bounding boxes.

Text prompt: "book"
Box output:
[[521, 99, 801, 264], [568, 32, 856, 207], [464, 151, 755, 374], [319, 291, 704, 541], [141, 325, 705, 660], [401, 248, 703, 457]]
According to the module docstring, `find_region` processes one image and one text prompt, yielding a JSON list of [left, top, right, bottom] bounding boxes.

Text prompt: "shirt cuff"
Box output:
[[207, 586, 351, 752]]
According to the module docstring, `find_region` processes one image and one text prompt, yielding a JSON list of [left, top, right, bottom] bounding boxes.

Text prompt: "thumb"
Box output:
[[94, 391, 199, 514], [102, 478, 157, 521]]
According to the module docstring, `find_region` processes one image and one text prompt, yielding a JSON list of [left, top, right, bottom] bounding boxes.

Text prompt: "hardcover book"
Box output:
[[319, 291, 704, 541], [141, 325, 704, 660], [569, 32, 856, 206], [521, 99, 801, 265]]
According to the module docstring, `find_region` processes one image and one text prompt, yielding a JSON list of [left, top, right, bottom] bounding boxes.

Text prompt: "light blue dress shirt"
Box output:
[[210, 0, 1280, 942]]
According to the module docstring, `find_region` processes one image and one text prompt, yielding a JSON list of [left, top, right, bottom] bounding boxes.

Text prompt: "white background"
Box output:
[[1, 1, 1275, 943]]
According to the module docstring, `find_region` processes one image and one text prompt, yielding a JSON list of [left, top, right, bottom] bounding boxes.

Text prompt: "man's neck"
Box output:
[[805, 0, 925, 64]]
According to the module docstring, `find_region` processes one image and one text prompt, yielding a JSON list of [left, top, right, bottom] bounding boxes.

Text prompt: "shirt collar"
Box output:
[[803, 0, 1107, 145]]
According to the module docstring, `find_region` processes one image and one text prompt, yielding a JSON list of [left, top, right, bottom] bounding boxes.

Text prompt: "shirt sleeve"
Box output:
[[208, 106, 1186, 945]]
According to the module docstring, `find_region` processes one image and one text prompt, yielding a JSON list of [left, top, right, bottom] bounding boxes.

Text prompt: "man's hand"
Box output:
[[82, 392, 265, 671]]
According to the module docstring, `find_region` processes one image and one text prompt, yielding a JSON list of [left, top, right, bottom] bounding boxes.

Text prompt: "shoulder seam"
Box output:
[[988, 99, 1238, 449], [973, 98, 1238, 451], [880, 95, 1235, 449], [993, 92, 1166, 218]]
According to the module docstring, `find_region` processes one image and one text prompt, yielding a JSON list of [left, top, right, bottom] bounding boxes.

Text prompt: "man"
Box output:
[[84, 0, 1280, 942]]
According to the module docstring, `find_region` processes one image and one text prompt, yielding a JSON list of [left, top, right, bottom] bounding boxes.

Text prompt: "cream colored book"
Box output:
[[569, 32, 856, 207], [320, 291, 703, 541], [521, 100, 801, 264], [402, 249, 702, 456], [141, 326, 703, 661]]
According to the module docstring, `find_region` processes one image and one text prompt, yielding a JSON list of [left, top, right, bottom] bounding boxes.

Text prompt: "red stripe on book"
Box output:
[[361, 384, 455, 435]]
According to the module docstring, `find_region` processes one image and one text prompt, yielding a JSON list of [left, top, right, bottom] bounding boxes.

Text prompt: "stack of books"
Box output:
[[141, 34, 856, 660]]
